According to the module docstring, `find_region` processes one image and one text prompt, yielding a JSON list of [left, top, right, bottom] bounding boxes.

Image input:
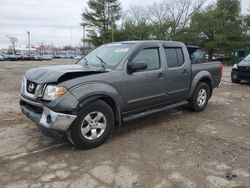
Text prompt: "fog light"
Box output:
[[46, 115, 52, 124]]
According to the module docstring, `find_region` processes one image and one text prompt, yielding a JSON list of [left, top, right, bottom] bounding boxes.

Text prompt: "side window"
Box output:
[[176, 48, 184, 66], [165, 48, 185, 68], [132, 48, 160, 70]]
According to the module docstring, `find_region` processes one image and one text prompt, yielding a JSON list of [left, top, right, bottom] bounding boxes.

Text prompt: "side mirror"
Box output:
[[128, 61, 147, 73]]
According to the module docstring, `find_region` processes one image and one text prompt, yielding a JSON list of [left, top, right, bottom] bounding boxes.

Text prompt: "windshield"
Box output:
[[244, 54, 250, 61], [77, 43, 135, 69]]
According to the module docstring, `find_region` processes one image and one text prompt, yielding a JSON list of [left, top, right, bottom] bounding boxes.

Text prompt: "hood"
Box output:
[[238, 60, 250, 67], [25, 64, 107, 84]]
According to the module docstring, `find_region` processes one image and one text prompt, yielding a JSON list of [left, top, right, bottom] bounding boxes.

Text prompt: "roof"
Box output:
[[108, 40, 185, 47]]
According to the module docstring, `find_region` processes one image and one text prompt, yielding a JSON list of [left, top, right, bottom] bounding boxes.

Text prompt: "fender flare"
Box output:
[[187, 70, 213, 100], [70, 82, 124, 127]]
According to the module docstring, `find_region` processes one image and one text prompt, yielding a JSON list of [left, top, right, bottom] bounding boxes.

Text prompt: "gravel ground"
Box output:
[[0, 60, 249, 188]]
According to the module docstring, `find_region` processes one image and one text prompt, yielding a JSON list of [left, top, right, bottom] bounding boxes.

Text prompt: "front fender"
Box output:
[[187, 70, 212, 99], [70, 82, 122, 104], [70, 82, 123, 127]]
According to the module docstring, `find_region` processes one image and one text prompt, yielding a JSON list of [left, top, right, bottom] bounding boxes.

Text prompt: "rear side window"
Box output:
[[165, 48, 184, 68]]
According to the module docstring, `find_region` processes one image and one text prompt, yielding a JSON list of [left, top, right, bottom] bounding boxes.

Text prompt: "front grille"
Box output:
[[238, 66, 250, 73], [26, 80, 38, 94]]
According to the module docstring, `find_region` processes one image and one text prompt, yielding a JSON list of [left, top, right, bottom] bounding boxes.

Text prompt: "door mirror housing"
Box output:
[[128, 61, 147, 73]]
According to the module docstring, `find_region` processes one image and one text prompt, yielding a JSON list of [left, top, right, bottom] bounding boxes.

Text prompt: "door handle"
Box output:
[[157, 73, 164, 79], [182, 69, 189, 75]]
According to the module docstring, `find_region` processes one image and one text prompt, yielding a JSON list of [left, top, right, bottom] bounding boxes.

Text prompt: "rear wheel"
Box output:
[[190, 82, 210, 112], [69, 100, 114, 149], [231, 71, 241, 83]]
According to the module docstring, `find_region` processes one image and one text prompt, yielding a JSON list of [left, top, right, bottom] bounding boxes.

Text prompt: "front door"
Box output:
[[122, 44, 167, 112]]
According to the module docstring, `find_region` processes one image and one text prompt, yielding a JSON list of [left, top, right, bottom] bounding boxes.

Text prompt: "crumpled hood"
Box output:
[[25, 64, 106, 84], [239, 60, 250, 67]]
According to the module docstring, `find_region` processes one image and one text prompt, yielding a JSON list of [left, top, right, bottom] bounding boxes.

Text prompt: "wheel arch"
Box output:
[[199, 77, 213, 98], [77, 94, 122, 127], [187, 71, 213, 100]]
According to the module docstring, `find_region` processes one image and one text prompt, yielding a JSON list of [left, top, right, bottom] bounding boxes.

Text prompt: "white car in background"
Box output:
[[74, 55, 82, 60], [0, 55, 5, 61]]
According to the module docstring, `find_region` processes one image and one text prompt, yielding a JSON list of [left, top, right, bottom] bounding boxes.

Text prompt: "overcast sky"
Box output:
[[0, 0, 249, 48]]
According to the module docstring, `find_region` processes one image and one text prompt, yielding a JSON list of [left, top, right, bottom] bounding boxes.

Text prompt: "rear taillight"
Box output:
[[220, 64, 223, 80]]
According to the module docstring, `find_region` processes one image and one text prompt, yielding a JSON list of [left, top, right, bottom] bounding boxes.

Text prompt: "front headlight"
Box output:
[[43, 85, 67, 101], [233, 64, 238, 69]]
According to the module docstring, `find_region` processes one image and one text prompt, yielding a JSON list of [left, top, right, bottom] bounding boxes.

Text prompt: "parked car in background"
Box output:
[[0, 55, 4, 61], [41, 55, 53, 61], [74, 55, 82, 60], [231, 53, 250, 83], [30, 54, 43, 61], [20, 41, 222, 149], [187, 46, 206, 64], [3, 54, 18, 61]]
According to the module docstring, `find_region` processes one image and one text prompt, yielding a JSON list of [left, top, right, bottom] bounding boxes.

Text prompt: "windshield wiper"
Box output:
[[96, 55, 107, 70], [83, 57, 88, 67]]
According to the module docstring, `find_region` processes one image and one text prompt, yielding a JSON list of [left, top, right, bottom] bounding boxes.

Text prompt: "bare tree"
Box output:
[[164, 0, 206, 36], [6, 35, 18, 54], [148, 2, 172, 39], [125, 0, 206, 40], [126, 5, 150, 25], [37, 42, 45, 55]]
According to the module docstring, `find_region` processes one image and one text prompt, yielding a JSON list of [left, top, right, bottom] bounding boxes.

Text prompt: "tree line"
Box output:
[[81, 0, 250, 60]]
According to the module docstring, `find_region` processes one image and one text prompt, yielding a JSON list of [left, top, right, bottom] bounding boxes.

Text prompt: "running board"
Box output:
[[122, 101, 189, 122]]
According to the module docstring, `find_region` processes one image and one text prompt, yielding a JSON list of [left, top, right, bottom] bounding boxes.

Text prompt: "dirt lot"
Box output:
[[0, 60, 249, 188]]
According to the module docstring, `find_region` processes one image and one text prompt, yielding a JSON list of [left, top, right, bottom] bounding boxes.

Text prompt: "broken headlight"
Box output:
[[43, 85, 67, 101]]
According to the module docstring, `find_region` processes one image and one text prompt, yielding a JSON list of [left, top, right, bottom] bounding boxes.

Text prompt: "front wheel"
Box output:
[[190, 82, 210, 112], [231, 71, 241, 83], [69, 100, 114, 149]]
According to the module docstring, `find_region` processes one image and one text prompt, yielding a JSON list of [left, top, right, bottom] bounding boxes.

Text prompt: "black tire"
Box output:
[[69, 100, 114, 149], [190, 82, 210, 112], [231, 71, 241, 83]]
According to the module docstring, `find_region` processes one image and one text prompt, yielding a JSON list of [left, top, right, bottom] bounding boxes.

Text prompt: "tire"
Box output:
[[231, 71, 241, 83], [190, 82, 210, 112], [69, 100, 114, 149]]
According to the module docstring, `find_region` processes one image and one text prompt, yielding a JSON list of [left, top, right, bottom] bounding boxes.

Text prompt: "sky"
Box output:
[[0, 0, 249, 49]]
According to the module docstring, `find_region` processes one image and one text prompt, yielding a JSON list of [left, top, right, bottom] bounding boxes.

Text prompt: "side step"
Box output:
[[122, 100, 189, 122]]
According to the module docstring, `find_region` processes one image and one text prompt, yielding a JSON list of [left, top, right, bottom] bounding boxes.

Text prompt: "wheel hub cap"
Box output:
[[197, 88, 207, 107], [80, 111, 107, 140]]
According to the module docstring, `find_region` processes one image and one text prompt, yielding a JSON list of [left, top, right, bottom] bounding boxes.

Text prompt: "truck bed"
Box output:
[[192, 61, 222, 89]]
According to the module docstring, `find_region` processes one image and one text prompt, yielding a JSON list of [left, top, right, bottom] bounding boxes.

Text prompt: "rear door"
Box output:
[[164, 46, 191, 100]]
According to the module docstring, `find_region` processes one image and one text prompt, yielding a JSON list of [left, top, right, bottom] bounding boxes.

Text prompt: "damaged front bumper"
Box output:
[[20, 95, 77, 132]]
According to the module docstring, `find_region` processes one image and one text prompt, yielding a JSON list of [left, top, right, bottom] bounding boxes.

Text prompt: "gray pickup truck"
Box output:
[[20, 41, 222, 149]]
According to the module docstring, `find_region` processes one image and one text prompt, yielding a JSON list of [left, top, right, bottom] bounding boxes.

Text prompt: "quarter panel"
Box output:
[[187, 70, 212, 99]]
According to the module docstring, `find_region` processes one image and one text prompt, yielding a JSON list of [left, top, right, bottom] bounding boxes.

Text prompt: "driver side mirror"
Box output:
[[128, 60, 147, 73]]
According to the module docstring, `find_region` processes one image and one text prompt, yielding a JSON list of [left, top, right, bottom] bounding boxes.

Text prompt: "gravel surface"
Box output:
[[0, 60, 249, 188]]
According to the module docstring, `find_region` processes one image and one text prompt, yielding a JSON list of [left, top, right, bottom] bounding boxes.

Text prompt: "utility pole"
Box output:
[[82, 24, 86, 54], [26, 31, 31, 56], [111, 19, 114, 42], [70, 29, 73, 47]]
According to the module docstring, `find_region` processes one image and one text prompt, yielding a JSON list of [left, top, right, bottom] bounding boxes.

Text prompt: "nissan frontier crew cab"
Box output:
[[20, 41, 222, 149]]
